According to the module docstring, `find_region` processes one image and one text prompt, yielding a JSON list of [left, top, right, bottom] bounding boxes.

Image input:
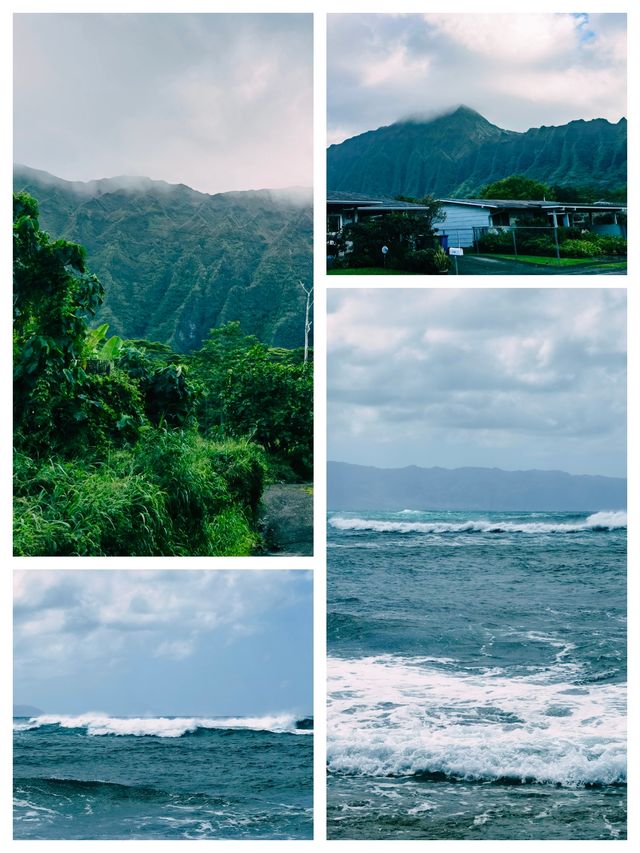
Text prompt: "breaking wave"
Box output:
[[327, 655, 626, 787], [329, 511, 626, 535], [14, 713, 312, 738]]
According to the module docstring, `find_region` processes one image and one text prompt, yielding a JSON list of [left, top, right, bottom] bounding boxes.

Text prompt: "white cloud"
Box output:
[[328, 13, 626, 140], [14, 570, 311, 678], [14, 14, 313, 194], [155, 639, 195, 661], [424, 13, 580, 64], [359, 46, 431, 87], [328, 289, 626, 477]]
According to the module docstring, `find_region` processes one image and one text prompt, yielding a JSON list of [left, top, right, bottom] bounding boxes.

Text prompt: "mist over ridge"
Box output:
[[14, 164, 313, 352]]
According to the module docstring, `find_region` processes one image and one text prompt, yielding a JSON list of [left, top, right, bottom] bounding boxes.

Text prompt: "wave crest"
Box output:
[[14, 713, 311, 738], [329, 511, 627, 535]]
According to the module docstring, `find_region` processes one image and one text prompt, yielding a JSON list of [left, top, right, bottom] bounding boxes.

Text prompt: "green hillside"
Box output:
[[13, 166, 313, 352], [327, 106, 626, 199]]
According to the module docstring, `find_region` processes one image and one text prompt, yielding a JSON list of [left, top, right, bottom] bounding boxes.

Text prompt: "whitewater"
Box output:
[[14, 712, 313, 839], [327, 508, 626, 840]]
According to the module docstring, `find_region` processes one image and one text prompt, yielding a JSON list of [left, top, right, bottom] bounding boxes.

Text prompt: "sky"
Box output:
[[13, 13, 312, 194], [14, 570, 312, 716], [328, 288, 626, 478], [328, 13, 627, 144]]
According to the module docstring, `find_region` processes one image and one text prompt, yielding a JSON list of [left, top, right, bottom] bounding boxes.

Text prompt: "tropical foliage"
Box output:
[[13, 192, 313, 556], [335, 197, 451, 274]]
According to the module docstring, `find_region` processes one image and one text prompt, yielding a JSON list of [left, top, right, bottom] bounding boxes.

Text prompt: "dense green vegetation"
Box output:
[[478, 175, 554, 200], [331, 198, 451, 273], [475, 226, 627, 259], [14, 192, 313, 556], [479, 174, 627, 204], [13, 165, 313, 352], [327, 106, 627, 199]]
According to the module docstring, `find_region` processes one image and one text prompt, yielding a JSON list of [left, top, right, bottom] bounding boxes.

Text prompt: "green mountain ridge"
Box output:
[[327, 106, 627, 198], [13, 165, 313, 352]]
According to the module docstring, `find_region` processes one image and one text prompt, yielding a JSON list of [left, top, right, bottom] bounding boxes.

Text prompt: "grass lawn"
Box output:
[[327, 267, 416, 275], [482, 254, 627, 269]]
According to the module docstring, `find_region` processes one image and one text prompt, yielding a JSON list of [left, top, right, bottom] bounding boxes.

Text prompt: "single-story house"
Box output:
[[327, 192, 627, 251], [437, 198, 627, 247]]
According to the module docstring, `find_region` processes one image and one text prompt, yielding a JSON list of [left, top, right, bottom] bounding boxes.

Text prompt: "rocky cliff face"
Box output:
[[14, 166, 313, 352]]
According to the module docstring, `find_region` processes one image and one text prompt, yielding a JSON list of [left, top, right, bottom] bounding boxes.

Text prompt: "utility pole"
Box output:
[[300, 281, 313, 366]]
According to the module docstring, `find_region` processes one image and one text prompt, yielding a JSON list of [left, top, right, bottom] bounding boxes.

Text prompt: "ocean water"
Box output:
[[327, 509, 627, 840], [14, 713, 313, 839]]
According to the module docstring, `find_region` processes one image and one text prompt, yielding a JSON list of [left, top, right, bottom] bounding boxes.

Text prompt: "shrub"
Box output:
[[207, 440, 267, 520], [594, 235, 627, 256], [561, 239, 603, 258], [476, 230, 513, 253], [404, 248, 451, 274], [520, 235, 557, 256]]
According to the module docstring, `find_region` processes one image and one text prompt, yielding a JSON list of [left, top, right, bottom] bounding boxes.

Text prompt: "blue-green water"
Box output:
[[327, 509, 626, 840], [14, 714, 313, 839]]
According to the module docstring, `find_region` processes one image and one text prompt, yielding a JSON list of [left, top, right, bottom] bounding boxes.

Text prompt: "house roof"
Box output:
[[327, 192, 626, 214], [439, 198, 626, 212], [327, 192, 432, 211]]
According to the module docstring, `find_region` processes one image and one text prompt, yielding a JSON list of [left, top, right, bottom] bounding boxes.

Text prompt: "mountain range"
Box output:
[[14, 165, 313, 352], [328, 461, 626, 512], [327, 106, 627, 199]]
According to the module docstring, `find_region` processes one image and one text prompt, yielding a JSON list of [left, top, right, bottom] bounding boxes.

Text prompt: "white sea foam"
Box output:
[[327, 655, 626, 786], [14, 712, 302, 737], [329, 511, 627, 535]]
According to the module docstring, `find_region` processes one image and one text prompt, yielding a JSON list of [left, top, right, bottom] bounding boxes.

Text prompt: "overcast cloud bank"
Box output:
[[328, 289, 626, 478], [328, 13, 626, 143]]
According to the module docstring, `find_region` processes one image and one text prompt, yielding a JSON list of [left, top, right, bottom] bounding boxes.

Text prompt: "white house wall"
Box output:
[[437, 204, 492, 247]]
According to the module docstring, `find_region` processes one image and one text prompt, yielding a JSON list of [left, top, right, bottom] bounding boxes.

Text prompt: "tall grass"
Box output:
[[13, 431, 266, 556]]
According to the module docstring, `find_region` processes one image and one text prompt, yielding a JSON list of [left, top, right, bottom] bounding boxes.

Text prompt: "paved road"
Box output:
[[453, 255, 626, 275]]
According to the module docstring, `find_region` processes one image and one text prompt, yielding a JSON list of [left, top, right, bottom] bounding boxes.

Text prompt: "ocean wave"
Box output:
[[327, 655, 626, 787], [329, 511, 627, 535], [14, 713, 312, 738]]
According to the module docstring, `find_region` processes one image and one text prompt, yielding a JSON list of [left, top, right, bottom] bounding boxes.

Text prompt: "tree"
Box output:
[[478, 175, 555, 200], [395, 195, 446, 233], [13, 193, 148, 451], [189, 323, 312, 479], [342, 197, 446, 270], [14, 192, 103, 437]]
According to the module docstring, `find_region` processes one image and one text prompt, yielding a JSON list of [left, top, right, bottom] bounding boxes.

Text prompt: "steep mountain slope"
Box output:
[[327, 106, 627, 198], [14, 166, 313, 351]]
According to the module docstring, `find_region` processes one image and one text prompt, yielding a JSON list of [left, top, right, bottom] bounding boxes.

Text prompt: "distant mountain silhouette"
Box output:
[[13, 705, 43, 717], [328, 461, 626, 511], [327, 106, 627, 198], [14, 165, 313, 352]]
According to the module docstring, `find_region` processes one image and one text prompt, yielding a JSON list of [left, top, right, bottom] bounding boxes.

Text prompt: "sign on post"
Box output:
[[448, 246, 463, 275]]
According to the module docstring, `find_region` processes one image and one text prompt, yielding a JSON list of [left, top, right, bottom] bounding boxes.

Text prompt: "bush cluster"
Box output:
[[476, 227, 627, 259]]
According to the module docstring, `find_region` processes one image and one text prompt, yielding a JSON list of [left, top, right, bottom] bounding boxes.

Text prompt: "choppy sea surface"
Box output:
[[14, 713, 313, 839], [327, 509, 626, 840]]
